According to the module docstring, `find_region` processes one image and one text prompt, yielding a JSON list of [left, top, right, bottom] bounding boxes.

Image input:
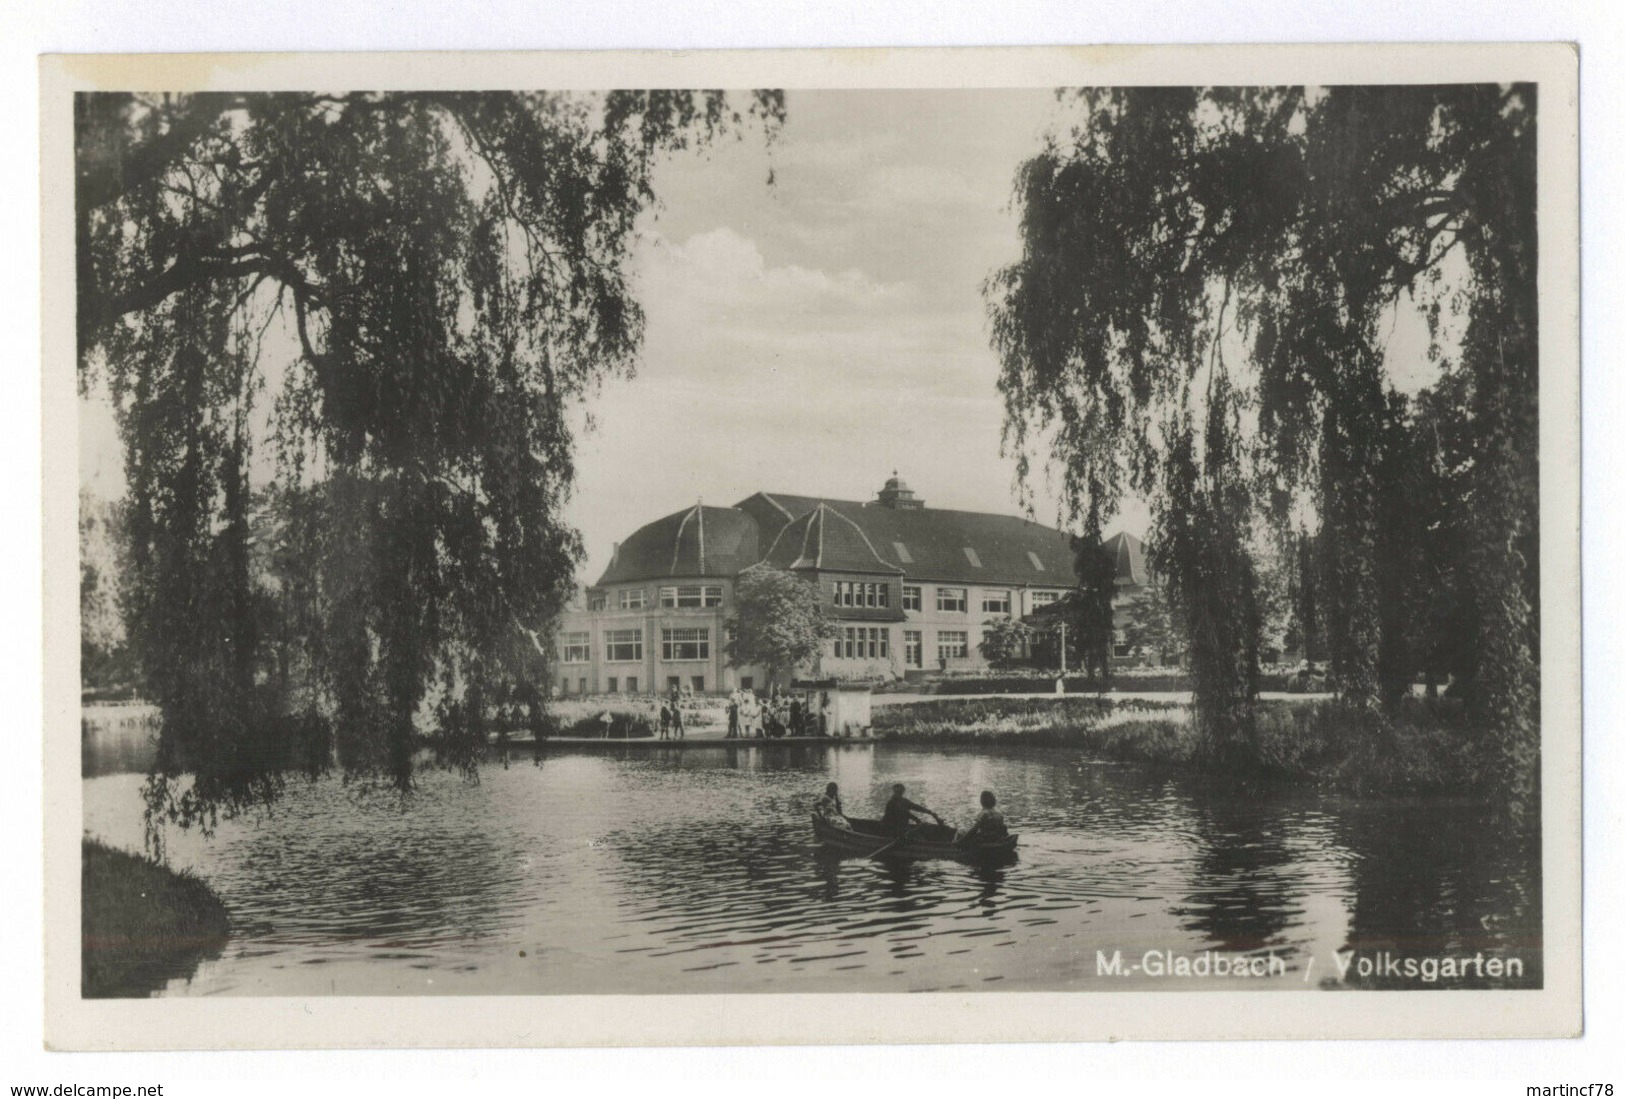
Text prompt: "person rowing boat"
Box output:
[[881, 783, 943, 837]]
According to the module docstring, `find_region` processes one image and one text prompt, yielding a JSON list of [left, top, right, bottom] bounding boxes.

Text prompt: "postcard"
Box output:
[[43, 43, 1581, 1047]]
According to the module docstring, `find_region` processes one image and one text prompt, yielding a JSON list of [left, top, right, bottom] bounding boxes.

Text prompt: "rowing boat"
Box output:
[[811, 814, 1018, 861]]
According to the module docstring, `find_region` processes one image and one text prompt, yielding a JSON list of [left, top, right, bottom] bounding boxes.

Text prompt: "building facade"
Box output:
[[554, 475, 1139, 696]]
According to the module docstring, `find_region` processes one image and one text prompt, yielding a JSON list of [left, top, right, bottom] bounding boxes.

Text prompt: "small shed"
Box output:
[[793, 678, 873, 738]]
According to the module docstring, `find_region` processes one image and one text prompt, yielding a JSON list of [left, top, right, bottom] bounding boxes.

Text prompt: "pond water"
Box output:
[[82, 719, 1541, 996]]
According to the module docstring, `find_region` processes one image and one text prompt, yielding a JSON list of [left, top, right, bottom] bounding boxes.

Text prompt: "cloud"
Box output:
[[638, 227, 912, 313]]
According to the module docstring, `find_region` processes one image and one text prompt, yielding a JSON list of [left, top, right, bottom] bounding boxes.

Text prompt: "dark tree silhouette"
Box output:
[[988, 85, 1537, 801], [77, 90, 782, 834]]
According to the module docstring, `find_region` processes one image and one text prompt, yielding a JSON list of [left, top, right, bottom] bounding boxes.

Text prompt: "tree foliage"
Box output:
[[989, 85, 1538, 800], [77, 90, 782, 831], [978, 615, 1035, 670], [1070, 504, 1117, 682], [1119, 578, 1179, 666], [724, 566, 835, 686], [79, 491, 133, 692]]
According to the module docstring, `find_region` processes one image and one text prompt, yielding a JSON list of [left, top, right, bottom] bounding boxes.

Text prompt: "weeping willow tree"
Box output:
[[77, 91, 783, 838], [989, 87, 1277, 758], [989, 85, 1538, 804]]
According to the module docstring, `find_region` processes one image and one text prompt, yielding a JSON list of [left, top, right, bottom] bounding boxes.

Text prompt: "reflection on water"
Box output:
[[82, 719, 1541, 996]]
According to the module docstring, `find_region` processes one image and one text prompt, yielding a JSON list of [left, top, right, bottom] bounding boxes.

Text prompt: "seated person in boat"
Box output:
[[813, 782, 849, 828], [955, 790, 1009, 845], [882, 783, 943, 836]]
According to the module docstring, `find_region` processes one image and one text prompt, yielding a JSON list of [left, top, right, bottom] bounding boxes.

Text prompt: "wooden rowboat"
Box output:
[[811, 814, 1018, 861]]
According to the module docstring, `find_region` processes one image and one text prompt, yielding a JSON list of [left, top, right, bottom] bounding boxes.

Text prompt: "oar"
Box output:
[[867, 833, 905, 859], [867, 815, 944, 859]]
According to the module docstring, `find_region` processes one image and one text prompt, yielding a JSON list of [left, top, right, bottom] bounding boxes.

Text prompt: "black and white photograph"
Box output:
[[42, 45, 1580, 1048]]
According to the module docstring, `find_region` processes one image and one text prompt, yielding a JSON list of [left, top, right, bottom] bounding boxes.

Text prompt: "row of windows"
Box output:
[[833, 626, 890, 660], [559, 675, 645, 694], [898, 629, 968, 664], [587, 584, 1065, 619], [575, 624, 984, 669], [900, 584, 1060, 614], [829, 627, 970, 664], [566, 674, 730, 696], [663, 585, 723, 608], [833, 580, 890, 608], [561, 627, 711, 663], [587, 585, 723, 611]]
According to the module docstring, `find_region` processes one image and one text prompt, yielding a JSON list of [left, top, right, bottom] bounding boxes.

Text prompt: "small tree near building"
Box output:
[[978, 616, 1034, 670], [1120, 579, 1179, 666], [724, 566, 836, 688]]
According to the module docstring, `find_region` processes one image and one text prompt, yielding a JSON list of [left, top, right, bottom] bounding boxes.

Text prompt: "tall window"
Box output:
[[902, 584, 922, 611], [936, 587, 967, 613], [937, 630, 969, 661], [981, 590, 1011, 614], [618, 588, 647, 610], [661, 627, 710, 661], [836, 626, 889, 659], [605, 628, 643, 662], [904, 630, 922, 667], [560, 631, 591, 663]]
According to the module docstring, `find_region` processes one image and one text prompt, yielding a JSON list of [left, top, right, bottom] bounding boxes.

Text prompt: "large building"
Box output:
[[553, 474, 1137, 697]]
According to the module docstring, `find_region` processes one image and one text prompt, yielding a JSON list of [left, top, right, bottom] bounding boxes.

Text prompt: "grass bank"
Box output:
[[82, 838, 230, 998], [872, 695, 1481, 796]]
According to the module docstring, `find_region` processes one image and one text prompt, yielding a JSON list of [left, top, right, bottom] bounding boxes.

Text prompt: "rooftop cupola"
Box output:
[[876, 471, 924, 510]]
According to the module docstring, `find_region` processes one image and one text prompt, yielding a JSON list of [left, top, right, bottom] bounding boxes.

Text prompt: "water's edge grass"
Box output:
[[81, 837, 231, 998], [871, 695, 1483, 797]]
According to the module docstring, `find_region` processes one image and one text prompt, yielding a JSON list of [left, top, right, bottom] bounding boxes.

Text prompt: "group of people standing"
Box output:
[[725, 687, 827, 740], [656, 698, 686, 739]]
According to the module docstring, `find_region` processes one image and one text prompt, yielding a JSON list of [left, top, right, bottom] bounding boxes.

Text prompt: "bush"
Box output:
[[873, 693, 1484, 797]]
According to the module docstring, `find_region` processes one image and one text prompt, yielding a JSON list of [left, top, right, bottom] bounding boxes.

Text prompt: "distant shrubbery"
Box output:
[[875, 665, 1327, 696], [873, 695, 1183, 739], [873, 694, 1481, 796]]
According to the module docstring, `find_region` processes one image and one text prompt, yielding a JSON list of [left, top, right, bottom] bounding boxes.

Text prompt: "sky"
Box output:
[[565, 88, 1133, 584]]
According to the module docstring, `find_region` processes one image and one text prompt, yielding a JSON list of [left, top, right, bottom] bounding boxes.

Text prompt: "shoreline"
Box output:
[[871, 694, 1483, 797], [81, 838, 231, 998], [91, 691, 1482, 799]]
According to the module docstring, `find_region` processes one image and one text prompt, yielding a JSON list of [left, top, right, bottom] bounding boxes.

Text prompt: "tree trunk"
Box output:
[[1318, 357, 1385, 715]]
